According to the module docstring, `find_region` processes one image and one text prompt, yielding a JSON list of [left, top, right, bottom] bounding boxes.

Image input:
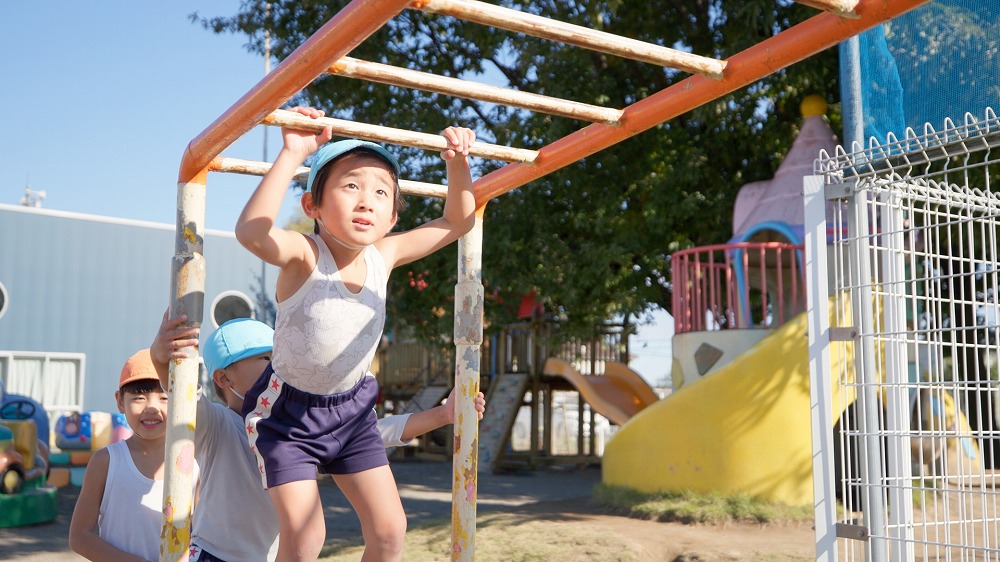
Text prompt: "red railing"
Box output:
[[671, 242, 806, 334]]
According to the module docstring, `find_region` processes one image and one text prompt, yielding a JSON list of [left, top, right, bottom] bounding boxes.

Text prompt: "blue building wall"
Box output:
[[0, 203, 278, 413]]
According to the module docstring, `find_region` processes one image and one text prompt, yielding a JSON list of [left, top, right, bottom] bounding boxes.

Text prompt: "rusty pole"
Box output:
[[160, 169, 207, 561], [169, 3, 410, 557], [451, 210, 485, 560]]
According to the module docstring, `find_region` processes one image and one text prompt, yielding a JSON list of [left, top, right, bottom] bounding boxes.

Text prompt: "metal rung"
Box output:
[[330, 57, 623, 124], [412, 0, 726, 78], [210, 157, 449, 198], [264, 109, 538, 163], [795, 0, 860, 17]]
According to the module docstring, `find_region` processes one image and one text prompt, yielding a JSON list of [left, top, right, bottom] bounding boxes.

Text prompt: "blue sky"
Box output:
[[3, 1, 673, 386], [3, 1, 296, 231]]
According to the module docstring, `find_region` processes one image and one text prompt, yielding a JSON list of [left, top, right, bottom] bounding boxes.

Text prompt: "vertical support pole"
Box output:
[[588, 406, 596, 456], [530, 359, 540, 465], [161, 174, 207, 560], [804, 175, 838, 561], [452, 211, 484, 561], [849, 186, 888, 562], [542, 385, 552, 455], [840, 36, 865, 150], [880, 190, 915, 560]]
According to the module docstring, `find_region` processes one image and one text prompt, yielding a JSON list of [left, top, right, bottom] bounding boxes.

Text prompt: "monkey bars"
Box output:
[[165, 0, 932, 560]]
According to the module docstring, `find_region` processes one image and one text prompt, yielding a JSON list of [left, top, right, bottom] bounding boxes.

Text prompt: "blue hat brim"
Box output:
[[203, 318, 274, 375], [306, 139, 400, 193]]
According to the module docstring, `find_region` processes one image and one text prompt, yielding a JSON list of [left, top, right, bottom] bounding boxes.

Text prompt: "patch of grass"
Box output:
[[316, 486, 815, 561], [593, 483, 814, 525], [318, 513, 639, 562]]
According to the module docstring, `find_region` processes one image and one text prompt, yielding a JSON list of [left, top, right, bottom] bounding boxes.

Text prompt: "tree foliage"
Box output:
[[195, 0, 839, 343]]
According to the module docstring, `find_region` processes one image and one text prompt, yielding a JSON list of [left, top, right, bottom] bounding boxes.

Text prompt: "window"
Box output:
[[0, 281, 7, 321], [210, 291, 254, 328]]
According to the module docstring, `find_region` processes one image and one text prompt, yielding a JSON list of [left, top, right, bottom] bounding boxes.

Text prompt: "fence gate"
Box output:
[[807, 109, 1000, 561]]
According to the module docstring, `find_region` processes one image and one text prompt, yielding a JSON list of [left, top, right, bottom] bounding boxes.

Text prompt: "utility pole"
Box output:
[[258, 2, 272, 324]]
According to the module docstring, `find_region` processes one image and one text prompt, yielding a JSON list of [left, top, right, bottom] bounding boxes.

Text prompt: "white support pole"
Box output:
[[451, 213, 484, 561], [804, 174, 839, 561], [849, 185, 888, 561], [161, 176, 206, 561], [879, 189, 915, 560]]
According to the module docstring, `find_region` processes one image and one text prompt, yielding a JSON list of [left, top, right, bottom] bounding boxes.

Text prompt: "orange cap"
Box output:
[[119, 349, 160, 389]]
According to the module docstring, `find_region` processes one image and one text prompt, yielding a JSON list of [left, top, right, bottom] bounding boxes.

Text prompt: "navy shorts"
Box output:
[[242, 364, 388, 489]]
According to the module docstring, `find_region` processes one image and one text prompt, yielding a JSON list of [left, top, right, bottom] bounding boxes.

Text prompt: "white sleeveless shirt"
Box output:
[[272, 234, 388, 395], [98, 440, 164, 561]]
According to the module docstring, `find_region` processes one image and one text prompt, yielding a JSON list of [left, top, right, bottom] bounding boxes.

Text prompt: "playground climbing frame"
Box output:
[[166, 1, 933, 560]]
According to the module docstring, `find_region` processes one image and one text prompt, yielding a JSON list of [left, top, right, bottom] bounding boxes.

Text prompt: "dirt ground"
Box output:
[[0, 460, 815, 561], [478, 496, 816, 562]]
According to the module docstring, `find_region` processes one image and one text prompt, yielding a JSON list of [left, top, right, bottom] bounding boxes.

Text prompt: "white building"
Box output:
[[0, 203, 278, 418]]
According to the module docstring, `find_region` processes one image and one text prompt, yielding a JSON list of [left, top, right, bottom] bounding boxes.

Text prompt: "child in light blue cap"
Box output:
[[152, 313, 483, 562], [235, 105, 477, 561]]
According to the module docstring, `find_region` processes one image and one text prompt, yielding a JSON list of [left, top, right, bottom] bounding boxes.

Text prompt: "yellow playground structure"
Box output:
[[164, 1, 933, 560], [605, 300, 842, 506], [603, 97, 982, 508]]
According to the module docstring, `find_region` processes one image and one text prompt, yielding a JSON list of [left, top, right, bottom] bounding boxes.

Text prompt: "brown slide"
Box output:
[[542, 358, 659, 426]]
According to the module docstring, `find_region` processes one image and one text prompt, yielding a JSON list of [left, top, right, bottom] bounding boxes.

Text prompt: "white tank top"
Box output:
[[98, 440, 164, 561], [272, 234, 388, 395]]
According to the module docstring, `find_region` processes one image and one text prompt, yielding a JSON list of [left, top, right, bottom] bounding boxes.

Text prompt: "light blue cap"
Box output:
[[202, 318, 274, 374], [306, 139, 401, 193]]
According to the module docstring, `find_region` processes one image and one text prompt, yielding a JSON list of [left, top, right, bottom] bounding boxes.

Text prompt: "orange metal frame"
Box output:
[[168, 1, 932, 560], [179, 0, 931, 208]]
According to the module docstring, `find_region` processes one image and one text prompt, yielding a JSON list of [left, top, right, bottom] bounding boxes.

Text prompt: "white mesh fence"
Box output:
[[808, 108, 1000, 561]]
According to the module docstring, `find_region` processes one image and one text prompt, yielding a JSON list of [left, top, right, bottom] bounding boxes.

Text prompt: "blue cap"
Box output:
[[306, 139, 401, 193], [202, 318, 274, 374]]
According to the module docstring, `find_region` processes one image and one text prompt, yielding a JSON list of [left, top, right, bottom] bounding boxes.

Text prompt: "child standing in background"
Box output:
[[69, 349, 198, 562], [235, 105, 477, 562]]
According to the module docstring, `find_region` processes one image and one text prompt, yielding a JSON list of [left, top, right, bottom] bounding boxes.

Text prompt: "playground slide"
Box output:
[[542, 358, 659, 426], [602, 307, 836, 507]]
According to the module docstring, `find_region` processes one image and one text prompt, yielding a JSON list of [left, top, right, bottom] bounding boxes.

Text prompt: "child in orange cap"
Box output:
[[69, 349, 199, 562]]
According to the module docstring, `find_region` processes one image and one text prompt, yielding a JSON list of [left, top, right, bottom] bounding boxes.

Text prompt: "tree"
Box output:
[[195, 0, 839, 343]]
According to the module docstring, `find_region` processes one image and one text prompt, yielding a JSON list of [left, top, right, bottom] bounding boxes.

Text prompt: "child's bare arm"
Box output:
[[68, 450, 150, 562], [236, 106, 333, 268], [400, 388, 485, 442], [439, 126, 477, 232], [380, 126, 477, 268]]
